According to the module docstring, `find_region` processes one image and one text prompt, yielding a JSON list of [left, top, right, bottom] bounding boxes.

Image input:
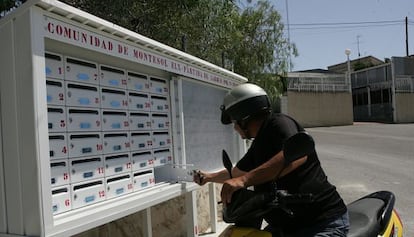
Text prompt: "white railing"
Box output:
[[287, 74, 350, 92], [395, 75, 414, 93], [289, 83, 350, 92]]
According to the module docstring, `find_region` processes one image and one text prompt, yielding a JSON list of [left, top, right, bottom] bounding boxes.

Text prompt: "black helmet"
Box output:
[[220, 83, 271, 125]]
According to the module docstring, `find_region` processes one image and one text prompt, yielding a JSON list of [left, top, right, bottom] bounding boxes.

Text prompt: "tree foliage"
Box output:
[[0, 0, 23, 17]]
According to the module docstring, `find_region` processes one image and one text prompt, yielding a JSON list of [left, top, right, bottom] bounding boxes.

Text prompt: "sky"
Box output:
[[270, 0, 414, 71]]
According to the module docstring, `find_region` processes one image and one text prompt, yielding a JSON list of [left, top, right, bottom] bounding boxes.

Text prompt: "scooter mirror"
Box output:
[[222, 150, 233, 178], [283, 132, 315, 164]]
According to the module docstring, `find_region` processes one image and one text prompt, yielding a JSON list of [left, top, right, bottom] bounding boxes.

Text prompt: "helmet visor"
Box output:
[[220, 105, 232, 124]]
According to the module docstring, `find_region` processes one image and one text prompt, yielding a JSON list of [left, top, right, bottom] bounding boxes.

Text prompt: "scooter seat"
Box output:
[[348, 198, 384, 237]]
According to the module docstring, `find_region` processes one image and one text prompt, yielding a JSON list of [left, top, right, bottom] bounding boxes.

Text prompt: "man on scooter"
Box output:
[[194, 83, 349, 236]]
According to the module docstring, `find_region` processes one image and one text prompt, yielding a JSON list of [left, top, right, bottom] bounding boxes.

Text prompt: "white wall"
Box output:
[[287, 91, 354, 127]]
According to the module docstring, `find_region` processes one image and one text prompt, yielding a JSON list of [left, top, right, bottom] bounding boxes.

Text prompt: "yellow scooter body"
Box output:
[[220, 226, 271, 237], [379, 210, 403, 237], [223, 209, 403, 237]]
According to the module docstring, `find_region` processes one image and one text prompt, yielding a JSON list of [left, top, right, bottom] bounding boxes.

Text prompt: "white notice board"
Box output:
[[181, 80, 240, 171]]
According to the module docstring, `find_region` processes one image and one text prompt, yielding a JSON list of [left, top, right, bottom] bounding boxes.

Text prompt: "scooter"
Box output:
[[219, 132, 403, 237]]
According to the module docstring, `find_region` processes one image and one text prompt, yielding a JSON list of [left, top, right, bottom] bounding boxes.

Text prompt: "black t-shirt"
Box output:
[[236, 113, 347, 229]]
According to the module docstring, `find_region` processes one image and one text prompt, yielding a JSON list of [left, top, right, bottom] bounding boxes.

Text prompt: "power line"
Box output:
[[289, 19, 403, 26], [289, 23, 402, 31], [286, 19, 407, 31]]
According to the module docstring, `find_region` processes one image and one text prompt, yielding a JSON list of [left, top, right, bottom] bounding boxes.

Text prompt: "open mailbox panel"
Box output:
[[0, 1, 247, 236], [180, 80, 240, 171]]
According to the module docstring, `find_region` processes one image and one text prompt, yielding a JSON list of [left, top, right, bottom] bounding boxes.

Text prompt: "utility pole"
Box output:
[[406, 16, 409, 56], [285, 0, 292, 71], [356, 35, 361, 58]]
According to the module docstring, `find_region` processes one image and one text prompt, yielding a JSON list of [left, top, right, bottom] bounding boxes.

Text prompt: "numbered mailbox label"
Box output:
[[153, 148, 172, 167], [70, 157, 104, 183], [67, 108, 101, 132], [150, 95, 169, 113], [149, 77, 168, 95], [130, 112, 151, 130], [106, 174, 133, 199], [130, 132, 152, 151], [48, 107, 67, 133], [65, 57, 98, 85], [100, 65, 127, 89], [151, 113, 169, 130], [52, 186, 71, 215], [127, 72, 149, 92], [128, 92, 151, 111], [152, 131, 171, 149], [45, 52, 64, 80], [68, 133, 102, 158], [133, 169, 155, 191], [101, 88, 128, 110], [66, 82, 100, 108], [131, 151, 153, 171], [50, 160, 70, 187], [101, 111, 129, 131], [49, 134, 68, 160], [71, 179, 106, 209], [46, 79, 65, 106], [104, 153, 131, 177], [103, 133, 130, 154]]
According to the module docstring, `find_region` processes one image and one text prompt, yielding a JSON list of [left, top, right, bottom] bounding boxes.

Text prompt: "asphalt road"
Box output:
[[307, 123, 414, 236]]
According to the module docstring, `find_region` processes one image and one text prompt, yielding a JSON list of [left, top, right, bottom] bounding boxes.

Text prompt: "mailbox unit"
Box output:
[[0, 1, 247, 236]]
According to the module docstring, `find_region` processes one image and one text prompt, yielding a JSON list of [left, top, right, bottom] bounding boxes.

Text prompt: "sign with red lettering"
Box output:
[[43, 16, 241, 88]]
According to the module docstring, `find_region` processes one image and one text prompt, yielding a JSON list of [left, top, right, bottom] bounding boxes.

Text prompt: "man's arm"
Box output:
[[194, 167, 247, 185], [220, 151, 307, 204]]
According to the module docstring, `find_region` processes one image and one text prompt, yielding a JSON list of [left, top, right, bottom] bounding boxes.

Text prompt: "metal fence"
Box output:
[[351, 63, 392, 89], [395, 75, 414, 93], [351, 56, 414, 122], [394, 56, 414, 92], [353, 103, 394, 122], [287, 73, 350, 92], [351, 60, 414, 93], [286, 57, 414, 123]]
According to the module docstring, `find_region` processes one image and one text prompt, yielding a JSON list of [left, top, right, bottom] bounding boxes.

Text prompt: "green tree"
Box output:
[[60, 0, 240, 67], [229, 1, 296, 106], [0, 0, 23, 17]]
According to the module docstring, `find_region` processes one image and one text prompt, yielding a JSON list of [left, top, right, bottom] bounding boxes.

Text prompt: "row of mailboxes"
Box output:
[[49, 132, 171, 159], [46, 79, 169, 112], [48, 106, 168, 132], [45, 51, 174, 217], [50, 149, 171, 187], [45, 52, 168, 96], [51, 168, 155, 215]]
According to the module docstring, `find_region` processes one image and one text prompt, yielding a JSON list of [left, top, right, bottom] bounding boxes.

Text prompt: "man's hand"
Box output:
[[220, 176, 246, 205], [193, 168, 240, 186], [193, 170, 208, 185]]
